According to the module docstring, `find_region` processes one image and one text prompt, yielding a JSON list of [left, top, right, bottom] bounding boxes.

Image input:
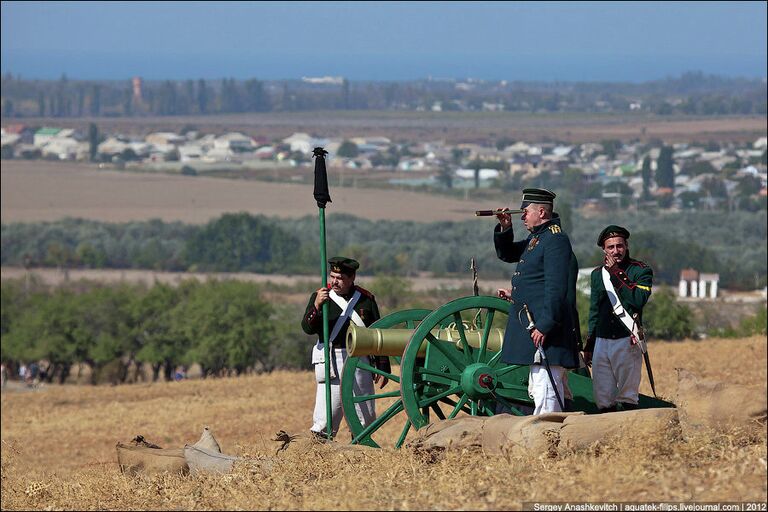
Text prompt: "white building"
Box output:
[[679, 269, 719, 299]]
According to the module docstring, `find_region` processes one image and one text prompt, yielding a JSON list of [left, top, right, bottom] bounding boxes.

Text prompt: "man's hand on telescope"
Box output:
[[494, 207, 512, 230]]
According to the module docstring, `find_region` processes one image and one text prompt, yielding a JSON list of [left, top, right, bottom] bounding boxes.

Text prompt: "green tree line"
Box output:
[[7, 275, 754, 387], [2, 210, 766, 289], [0, 278, 308, 384], [2, 71, 765, 117]]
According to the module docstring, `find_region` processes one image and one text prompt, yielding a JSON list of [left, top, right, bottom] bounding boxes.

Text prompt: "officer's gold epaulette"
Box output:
[[548, 225, 562, 234]]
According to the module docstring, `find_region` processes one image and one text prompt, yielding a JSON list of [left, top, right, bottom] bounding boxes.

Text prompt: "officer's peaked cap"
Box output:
[[520, 188, 556, 209]]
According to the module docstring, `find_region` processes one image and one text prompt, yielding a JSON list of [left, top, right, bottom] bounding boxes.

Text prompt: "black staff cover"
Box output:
[[312, 147, 332, 208]]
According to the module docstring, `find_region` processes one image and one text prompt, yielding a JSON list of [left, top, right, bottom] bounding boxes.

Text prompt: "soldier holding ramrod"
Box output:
[[301, 257, 390, 440]]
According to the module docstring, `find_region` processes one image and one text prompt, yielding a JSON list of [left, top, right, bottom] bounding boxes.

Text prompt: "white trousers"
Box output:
[[528, 365, 567, 415], [311, 349, 376, 437], [592, 335, 642, 409]]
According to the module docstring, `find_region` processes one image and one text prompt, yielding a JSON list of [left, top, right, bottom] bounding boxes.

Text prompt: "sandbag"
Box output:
[[116, 443, 189, 476], [407, 415, 485, 453], [407, 413, 573, 456], [675, 368, 767, 435], [192, 426, 221, 453], [184, 444, 241, 474], [482, 412, 572, 454], [559, 408, 680, 452]]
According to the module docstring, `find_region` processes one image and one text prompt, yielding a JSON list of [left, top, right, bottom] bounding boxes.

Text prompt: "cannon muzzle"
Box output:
[[347, 324, 504, 357]]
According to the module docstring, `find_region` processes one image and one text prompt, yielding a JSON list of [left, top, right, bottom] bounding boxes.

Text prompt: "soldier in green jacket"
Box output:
[[583, 226, 653, 412], [301, 256, 389, 440]]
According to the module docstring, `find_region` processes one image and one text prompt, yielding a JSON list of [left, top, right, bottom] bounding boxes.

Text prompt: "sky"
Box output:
[[1, 1, 766, 82]]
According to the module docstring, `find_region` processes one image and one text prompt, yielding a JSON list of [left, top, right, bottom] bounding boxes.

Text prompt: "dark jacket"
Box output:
[[301, 285, 380, 346], [494, 216, 581, 368], [585, 257, 653, 350]]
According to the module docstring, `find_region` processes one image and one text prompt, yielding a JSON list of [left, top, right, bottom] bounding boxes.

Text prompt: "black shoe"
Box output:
[[598, 405, 617, 414], [619, 402, 639, 411]]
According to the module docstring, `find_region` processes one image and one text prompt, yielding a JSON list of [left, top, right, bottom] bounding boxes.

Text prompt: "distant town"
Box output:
[[2, 121, 766, 213]]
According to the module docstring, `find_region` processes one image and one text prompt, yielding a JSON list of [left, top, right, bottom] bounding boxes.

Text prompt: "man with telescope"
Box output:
[[492, 188, 581, 414]]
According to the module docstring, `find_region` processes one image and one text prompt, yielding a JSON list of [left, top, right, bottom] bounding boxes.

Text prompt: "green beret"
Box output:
[[597, 225, 630, 247], [328, 256, 359, 275], [520, 188, 556, 208]]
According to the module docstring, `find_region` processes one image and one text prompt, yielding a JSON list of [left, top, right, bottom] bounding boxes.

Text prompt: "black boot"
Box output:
[[598, 405, 617, 414], [619, 402, 639, 411]]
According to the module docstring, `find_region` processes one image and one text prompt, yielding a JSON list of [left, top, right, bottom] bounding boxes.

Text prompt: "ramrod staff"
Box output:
[[312, 146, 333, 440]]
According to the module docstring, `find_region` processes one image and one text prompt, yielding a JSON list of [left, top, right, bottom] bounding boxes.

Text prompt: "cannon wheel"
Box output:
[[341, 308, 431, 448], [400, 296, 529, 430]]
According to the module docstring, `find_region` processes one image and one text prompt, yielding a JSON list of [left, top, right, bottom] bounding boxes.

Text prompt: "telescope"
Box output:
[[474, 209, 524, 217]]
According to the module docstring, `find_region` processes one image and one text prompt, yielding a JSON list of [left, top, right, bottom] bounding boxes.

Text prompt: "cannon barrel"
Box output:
[[347, 324, 505, 357]]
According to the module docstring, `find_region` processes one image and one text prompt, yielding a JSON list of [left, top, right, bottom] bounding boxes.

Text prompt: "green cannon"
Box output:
[[340, 295, 673, 448]]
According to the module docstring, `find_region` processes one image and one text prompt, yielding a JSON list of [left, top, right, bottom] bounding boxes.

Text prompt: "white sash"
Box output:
[[311, 289, 365, 378], [328, 289, 364, 341], [601, 268, 647, 353]]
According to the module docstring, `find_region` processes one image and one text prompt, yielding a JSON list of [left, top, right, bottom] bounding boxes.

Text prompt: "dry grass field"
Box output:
[[1, 160, 480, 224], [15, 112, 768, 144], [2, 336, 766, 510]]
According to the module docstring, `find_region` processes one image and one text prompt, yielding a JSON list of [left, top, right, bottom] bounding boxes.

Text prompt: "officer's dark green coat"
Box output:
[[585, 258, 653, 351], [301, 286, 380, 345], [494, 216, 581, 368]]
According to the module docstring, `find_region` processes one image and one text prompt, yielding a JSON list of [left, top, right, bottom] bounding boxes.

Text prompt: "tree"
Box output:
[[641, 155, 652, 198], [3, 98, 14, 117], [341, 79, 350, 109], [244, 79, 268, 112], [133, 282, 190, 381], [37, 92, 45, 116], [88, 123, 99, 162], [436, 163, 454, 189], [197, 79, 208, 114], [122, 88, 133, 116], [158, 81, 177, 115], [90, 85, 101, 116], [644, 288, 694, 340], [182, 213, 300, 272], [656, 146, 675, 189], [175, 281, 278, 375], [370, 276, 414, 311], [337, 140, 359, 158]]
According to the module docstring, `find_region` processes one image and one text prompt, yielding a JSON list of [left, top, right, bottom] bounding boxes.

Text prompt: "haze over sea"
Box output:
[[2, 1, 766, 82]]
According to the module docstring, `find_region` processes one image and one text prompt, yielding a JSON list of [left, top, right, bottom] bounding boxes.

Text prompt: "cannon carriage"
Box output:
[[340, 295, 673, 448]]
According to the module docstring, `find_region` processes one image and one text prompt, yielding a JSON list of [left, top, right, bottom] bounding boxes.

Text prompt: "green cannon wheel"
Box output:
[[400, 295, 534, 430], [341, 308, 430, 448]]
